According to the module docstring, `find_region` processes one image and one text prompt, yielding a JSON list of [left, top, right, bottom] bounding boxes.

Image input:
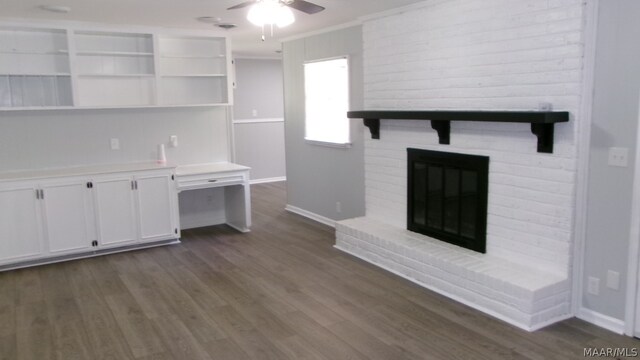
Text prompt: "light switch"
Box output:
[[252, 109, 258, 117], [170, 135, 178, 148], [110, 138, 120, 150], [608, 147, 629, 167]]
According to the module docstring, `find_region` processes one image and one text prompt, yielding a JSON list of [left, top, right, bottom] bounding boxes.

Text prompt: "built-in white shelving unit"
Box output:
[[73, 30, 156, 107], [0, 22, 232, 110], [0, 26, 73, 107], [158, 36, 229, 106]]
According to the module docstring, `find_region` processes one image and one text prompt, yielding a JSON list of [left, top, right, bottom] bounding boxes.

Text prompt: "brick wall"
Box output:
[[361, 0, 585, 274]]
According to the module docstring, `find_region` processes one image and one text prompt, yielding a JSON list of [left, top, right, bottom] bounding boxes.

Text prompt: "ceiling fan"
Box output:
[[228, 0, 325, 40], [227, 0, 325, 15]]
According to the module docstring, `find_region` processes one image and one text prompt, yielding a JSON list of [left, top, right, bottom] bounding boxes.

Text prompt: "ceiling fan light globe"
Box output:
[[276, 6, 295, 28], [247, 0, 295, 27], [247, 4, 267, 26]]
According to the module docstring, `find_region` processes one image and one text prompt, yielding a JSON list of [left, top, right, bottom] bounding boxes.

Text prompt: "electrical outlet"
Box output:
[[110, 138, 120, 150], [252, 109, 258, 117], [607, 270, 620, 290], [336, 201, 342, 213], [608, 147, 629, 167], [588, 277, 600, 295]]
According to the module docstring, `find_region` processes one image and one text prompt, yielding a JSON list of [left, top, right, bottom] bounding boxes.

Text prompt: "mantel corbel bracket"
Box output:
[[530, 123, 555, 154], [430, 120, 450, 145], [363, 119, 380, 139]]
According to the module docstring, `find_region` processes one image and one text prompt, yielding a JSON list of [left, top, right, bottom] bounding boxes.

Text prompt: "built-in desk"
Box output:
[[176, 163, 251, 232]]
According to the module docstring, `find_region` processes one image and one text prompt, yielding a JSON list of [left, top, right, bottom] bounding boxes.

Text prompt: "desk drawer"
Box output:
[[177, 173, 245, 191]]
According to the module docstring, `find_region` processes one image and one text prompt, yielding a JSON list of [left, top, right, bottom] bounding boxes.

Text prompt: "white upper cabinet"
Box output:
[[73, 30, 156, 107], [0, 22, 232, 110], [0, 26, 73, 108], [158, 35, 230, 106]]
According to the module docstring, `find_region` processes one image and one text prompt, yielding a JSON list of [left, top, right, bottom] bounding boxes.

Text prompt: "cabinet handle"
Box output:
[[39, 190, 44, 199], [131, 181, 135, 190], [35, 189, 40, 200], [135, 180, 138, 190], [208, 179, 218, 183]]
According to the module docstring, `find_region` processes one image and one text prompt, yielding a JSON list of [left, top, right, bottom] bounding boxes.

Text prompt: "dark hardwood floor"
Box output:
[[0, 181, 638, 359]]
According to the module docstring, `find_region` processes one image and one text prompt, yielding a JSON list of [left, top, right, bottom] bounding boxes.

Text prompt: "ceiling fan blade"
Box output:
[[227, 1, 256, 10], [286, 0, 325, 14]]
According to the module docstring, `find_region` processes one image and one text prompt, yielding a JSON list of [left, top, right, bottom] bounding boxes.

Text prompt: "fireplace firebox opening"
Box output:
[[407, 148, 489, 253]]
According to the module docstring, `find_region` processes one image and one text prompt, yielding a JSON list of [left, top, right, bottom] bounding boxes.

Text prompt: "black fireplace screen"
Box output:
[[407, 148, 489, 253]]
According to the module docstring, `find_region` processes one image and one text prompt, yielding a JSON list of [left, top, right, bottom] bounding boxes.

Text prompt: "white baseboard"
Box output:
[[250, 176, 286, 185], [285, 205, 336, 228], [577, 307, 625, 334]]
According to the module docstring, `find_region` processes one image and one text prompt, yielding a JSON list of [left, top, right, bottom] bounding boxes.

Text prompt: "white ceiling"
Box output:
[[0, 0, 424, 57]]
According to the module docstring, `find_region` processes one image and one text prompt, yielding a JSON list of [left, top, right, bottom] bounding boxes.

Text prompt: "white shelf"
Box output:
[[160, 54, 225, 59], [0, 23, 232, 110], [78, 73, 155, 78], [0, 50, 69, 55], [161, 74, 226, 78], [0, 73, 71, 76], [77, 51, 154, 57]]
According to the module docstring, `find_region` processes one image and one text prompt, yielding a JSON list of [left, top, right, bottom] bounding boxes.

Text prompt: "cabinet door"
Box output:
[[0, 183, 44, 264], [93, 176, 138, 247], [136, 173, 177, 242], [41, 180, 93, 255]]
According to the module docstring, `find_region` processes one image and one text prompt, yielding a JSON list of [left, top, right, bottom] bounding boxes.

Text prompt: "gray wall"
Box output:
[[0, 107, 231, 228], [232, 58, 286, 181], [282, 26, 365, 221], [234, 59, 284, 120], [234, 121, 286, 181], [583, 0, 640, 320]]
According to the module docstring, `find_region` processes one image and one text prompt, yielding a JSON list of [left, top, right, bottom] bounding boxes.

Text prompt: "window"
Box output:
[[304, 57, 350, 145]]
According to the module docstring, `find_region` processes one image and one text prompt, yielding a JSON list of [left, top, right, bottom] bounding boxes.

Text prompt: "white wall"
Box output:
[[233, 58, 286, 182], [282, 26, 366, 222], [360, 0, 585, 275], [582, 0, 640, 322]]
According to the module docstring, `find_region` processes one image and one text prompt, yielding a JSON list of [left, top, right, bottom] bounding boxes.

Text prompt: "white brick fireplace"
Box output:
[[335, 0, 586, 330]]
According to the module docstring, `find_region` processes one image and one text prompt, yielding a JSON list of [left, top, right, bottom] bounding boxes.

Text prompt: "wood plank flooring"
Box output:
[[0, 181, 638, 359]]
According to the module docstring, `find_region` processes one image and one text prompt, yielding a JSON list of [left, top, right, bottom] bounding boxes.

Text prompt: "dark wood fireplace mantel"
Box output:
[[347, 110, 570, 153]]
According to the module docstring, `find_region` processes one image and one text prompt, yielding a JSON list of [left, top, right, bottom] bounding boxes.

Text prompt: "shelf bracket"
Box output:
[[530, 123, 555, 154], [363, 119, 380, 139], [431, 120, 450, 145]]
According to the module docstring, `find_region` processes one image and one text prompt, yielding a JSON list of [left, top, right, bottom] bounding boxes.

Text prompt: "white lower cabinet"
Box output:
[[136, 173, 179, 242], [93, 176, 138, 248], [0, 167, 180, 269], [41, 179, 94, 255], [0, 182, 44, 265]]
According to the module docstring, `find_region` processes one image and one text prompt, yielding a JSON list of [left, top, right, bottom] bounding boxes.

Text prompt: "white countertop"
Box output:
[[0, 162, 176, 182], [175, 162, 250, 177]]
